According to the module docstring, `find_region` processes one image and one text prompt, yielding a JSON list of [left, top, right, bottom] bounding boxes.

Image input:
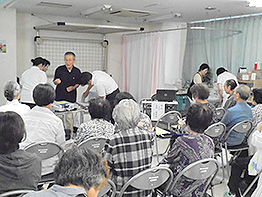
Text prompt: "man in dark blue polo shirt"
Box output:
[[53, 51, 81, 103]]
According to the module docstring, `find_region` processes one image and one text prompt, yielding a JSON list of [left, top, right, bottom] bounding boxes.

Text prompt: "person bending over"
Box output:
[[24, 147, 109, 197]]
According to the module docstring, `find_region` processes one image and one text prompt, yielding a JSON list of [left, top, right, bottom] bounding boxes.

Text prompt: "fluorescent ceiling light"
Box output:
[[2, 0, 21, 8], [81, 5, 112, 16], [146, 13, 182, 22], [248, 0, 262, 7], [37, 2, 72, 9]]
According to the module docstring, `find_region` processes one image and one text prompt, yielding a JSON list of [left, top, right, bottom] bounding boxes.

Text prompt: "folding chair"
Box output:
[[223, 120, 253, 176], [118, 166, 173, 197], [77, 136, 108, 154], [215, 107, 226, 121], [0, 190, 35, 197], [23, 141, 64, 184], [240, 170, 261, 197], [98, 179, 116, 197], [204, 122, 227, 183], [153, 110, 182, 163], [168, 158, 219, 197]]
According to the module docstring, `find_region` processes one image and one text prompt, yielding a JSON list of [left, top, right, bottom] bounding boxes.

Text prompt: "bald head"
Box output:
[[235, 85, 250, 101]]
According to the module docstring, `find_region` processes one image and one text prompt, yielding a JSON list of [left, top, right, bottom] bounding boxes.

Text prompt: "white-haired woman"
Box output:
[[0, 81, 30, 116], [103, 99, 154, 196]]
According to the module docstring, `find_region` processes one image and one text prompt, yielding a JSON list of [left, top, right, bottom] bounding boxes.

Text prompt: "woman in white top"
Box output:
[[20, 57, 50, 108], [0, 81, 30, 116]]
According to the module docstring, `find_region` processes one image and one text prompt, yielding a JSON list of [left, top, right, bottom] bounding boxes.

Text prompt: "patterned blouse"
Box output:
[[103, 127, 154, 197], [252, 104, 262, 128], [137, 113, 153, 132], [74, 119, 114, 145], [162, 133, 214, 197]]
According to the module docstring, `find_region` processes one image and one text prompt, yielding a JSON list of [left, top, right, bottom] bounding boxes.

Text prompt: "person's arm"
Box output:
[[83, 83, 94, 98], [66, 84, 79, 92], [53, 68, 61, 85], [218, 83, 223, 103], [161, 137, 182, 164]]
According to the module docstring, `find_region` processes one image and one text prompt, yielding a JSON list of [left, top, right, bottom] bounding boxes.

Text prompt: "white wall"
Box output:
[[0, 8, 16, 105]]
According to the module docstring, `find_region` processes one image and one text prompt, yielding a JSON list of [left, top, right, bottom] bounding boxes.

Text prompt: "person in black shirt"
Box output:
[[53, 51, 81, 103]]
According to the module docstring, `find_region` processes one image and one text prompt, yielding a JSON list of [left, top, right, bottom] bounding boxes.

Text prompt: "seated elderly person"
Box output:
[[103, 99, 154, 196], [160, 103, 214, 196], [0, 111, 41, 193], [20, 83, 65, 176], [221, 85, 253, 146], [190, 83, 218, 123], [24, 147, 109, 197], [251, 88, 262, 128], [74, 98, 114, 145], [223, 79, 238, 110], [0, 81, 30, 116], [114, 91, 152, 132]]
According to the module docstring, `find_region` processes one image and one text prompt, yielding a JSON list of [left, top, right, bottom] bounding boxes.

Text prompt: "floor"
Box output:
[[153, 137, 231, 197]]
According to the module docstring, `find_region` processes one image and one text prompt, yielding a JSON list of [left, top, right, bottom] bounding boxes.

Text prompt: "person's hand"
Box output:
[[54, 78, 61, 85], [66, 86, 74, 92], [83, 91, 89, 98]]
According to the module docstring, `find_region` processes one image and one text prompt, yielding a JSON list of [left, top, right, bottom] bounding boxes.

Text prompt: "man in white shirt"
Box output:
[[216, 67, 238, 106], [20, 57, 50, 108], [80, 71, 120, 108], [20, 83, 65, 176]]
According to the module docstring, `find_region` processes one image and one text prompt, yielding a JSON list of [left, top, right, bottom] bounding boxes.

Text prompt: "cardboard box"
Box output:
[[255, 70, 261, 80], [254, 80, 262, 88]]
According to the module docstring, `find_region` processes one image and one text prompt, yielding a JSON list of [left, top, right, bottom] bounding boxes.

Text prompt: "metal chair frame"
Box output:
[[0, 190, 35, 197], [23, 141, 64, 185], [223, 120, 253, 176], [215, 107, 226, 121], [168, 158, 219, 197], [77, 136, 108, 154], [153, 110, 182, 163], [204, 122, 227, 183], [98, 179, 116, 197], [118, 166, 173, 197]]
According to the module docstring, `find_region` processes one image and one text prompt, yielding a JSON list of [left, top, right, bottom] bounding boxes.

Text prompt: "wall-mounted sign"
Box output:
[[0, 40, 6, 53]]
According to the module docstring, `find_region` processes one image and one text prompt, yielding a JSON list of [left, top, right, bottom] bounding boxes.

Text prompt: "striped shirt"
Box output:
[[103, 127, 154, 196]]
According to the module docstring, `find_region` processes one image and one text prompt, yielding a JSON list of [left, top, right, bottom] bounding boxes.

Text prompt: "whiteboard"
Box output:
[[35, 37, 105, 77]]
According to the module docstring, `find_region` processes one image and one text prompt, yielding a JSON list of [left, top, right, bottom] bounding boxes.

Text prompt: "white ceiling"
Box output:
[[2, 0, 262, 24]]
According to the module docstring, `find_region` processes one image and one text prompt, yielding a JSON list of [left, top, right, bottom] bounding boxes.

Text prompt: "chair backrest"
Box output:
[[204, 122, 226, 146], [154, 110, 182, 131], [77, 136, 108, 153], [118, 166, 173, 197], [215, 108, 226, 121], [23, 141, 64, 161], [224, 120, 253, 143], [0, 190, 35, 197], [98, 179, 116, 197], [169, 158, 219, 197]]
